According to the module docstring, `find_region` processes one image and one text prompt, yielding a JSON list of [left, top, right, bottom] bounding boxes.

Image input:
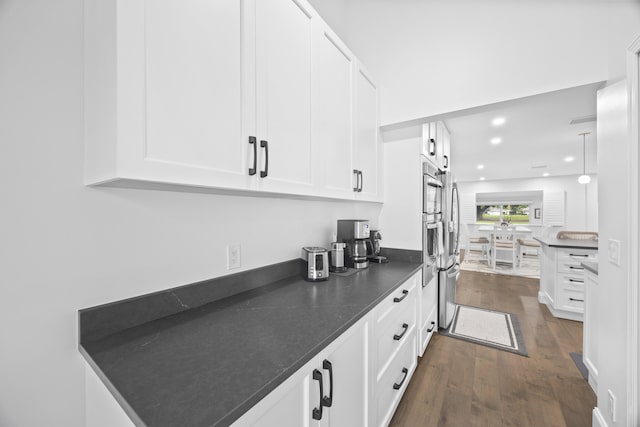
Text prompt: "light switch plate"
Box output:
[[608, 239, 621, 266]]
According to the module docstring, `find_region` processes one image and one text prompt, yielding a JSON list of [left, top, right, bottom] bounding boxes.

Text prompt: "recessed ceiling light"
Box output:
[[490, 137, 502, 145], [480, 177, 485, 181], [564, 156, 575, 162], [543, 172, 550, 177], [492, 117, 505, 126], [477, 164, 484, 170]]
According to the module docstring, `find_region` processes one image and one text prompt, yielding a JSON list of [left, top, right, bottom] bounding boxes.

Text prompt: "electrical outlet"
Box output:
[[608, 239, 621, 266], [227, 244, 241, 270], [608, 389, 616, 422]]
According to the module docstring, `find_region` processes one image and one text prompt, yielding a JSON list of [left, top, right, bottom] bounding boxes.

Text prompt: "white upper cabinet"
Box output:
[[84, 0, 380, 201], [312, 27, 355, 199], [254, 0, 315, 195], [421, 121, 450, 172], [85, 0, 253, 190], [354, 64, 381, 201]]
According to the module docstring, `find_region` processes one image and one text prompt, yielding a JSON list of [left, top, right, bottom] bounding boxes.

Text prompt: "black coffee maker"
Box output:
[[366, 230, 388, 263]]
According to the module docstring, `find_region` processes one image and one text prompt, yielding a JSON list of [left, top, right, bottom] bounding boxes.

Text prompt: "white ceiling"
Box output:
[[443, 82, 602, 182]]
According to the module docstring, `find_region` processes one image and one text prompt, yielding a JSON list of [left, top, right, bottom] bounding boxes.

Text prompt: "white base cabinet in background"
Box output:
[[538, 245, 597, 321], [85, 0, 381, 202]]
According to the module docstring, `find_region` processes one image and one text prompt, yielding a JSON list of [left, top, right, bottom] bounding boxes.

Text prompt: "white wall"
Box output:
[[457, 175, 599, 232], [0, 1, 382, 425], [339, 0, 640, 125], [379, 138, 423, 250], [595, 79, 630, 426]]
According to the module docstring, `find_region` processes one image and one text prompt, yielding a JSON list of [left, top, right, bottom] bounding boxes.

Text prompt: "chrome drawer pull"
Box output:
[[569, 297, 584, 302], [427, 321, 436, 333], [569, 279, 584, 283]]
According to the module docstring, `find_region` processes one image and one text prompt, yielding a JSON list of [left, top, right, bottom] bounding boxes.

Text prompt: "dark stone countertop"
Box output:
[[534, 236, 599, 250], [80, 254, 422, 427], [581, 261, 599, 275]]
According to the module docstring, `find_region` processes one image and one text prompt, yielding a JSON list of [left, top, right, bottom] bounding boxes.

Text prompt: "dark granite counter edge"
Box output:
[[79, 252, 423, 427], [581, 261, 599, 275], [79, 345, 146, 427], [533, 237, 599, 249]]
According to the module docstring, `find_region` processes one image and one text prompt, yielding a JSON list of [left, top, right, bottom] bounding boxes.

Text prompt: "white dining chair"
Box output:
[[462, 223, 490, 264], [491, 228, 519, 272]]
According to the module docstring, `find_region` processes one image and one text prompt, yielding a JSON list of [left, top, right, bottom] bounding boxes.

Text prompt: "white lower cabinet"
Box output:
[[85, 272, 424, 426], [233, 314, 369, 427], [371, 273, 419, 427], [539, 245, 597, 321], [418, 270, 438, 356], [236, 272, 422, 427]]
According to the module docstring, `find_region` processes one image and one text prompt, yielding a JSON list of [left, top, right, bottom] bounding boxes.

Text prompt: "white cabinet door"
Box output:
[[231, 359, 315, 427], [85, 0, 254, 189], [441, 124, 451, 171], [255, 0, 315, 195], [353, 65, 380, 201], [318, 316, 369, 427], [313, 27, 355, 199]]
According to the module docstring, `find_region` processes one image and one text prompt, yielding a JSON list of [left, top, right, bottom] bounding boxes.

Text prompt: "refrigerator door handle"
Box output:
[[436, 222, 445, 258]]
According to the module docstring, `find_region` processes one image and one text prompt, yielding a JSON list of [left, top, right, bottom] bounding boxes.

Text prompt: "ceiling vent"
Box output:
[[569, 115, 596, 125], [531, 165, 547, 169]]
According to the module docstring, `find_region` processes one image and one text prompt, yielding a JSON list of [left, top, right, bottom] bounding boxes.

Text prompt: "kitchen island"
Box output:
[[534, 236, 598, 321], [79, 251, 422, 427]]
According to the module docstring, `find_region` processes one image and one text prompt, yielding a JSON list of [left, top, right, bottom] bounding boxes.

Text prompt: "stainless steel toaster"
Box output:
[[300, 247, 329, 282]]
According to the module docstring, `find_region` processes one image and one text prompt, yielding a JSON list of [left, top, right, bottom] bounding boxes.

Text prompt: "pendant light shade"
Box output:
[[578, 132, 590, 184], [578, 174, 591, 184]]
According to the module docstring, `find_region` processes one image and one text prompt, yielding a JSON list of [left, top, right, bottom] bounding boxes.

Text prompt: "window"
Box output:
[[476, 204, 530, 224]]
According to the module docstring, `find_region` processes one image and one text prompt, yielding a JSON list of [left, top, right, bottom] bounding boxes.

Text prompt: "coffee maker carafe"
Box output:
[[366, 230, 388, 263], [337, 219, 370, 269]]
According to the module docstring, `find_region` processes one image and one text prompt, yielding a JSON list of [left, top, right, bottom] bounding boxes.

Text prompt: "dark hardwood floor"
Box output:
[[390, 270, 596, 427]]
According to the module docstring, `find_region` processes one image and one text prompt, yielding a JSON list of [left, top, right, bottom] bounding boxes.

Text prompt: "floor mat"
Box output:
[[441, 304, 528, 357]]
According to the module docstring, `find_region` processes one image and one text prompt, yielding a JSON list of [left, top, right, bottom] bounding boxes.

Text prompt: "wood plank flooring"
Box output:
[[390, 270, 596, 427]]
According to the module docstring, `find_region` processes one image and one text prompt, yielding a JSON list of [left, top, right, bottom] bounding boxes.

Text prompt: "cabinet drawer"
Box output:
[[376, 301, 416, 377], [557, 260, 588, 275], [420, 275, 437, 326], [376, 329, 417, 427], [556, 287, 585, 312], [556, 249, 596, 274], [419, 304, 437, 357], [558, 274, 585, 291], [375, 274, 418, 326]]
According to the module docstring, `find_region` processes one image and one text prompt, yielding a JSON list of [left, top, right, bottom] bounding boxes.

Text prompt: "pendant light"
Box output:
[[578, 132, 591, 184]]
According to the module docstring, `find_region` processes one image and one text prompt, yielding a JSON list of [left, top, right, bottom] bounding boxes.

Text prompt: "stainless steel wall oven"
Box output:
[[422, 161, 443, 222]]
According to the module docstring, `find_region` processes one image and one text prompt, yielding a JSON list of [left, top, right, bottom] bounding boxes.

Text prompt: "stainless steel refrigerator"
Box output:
[[438, 172, 460, 329]]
